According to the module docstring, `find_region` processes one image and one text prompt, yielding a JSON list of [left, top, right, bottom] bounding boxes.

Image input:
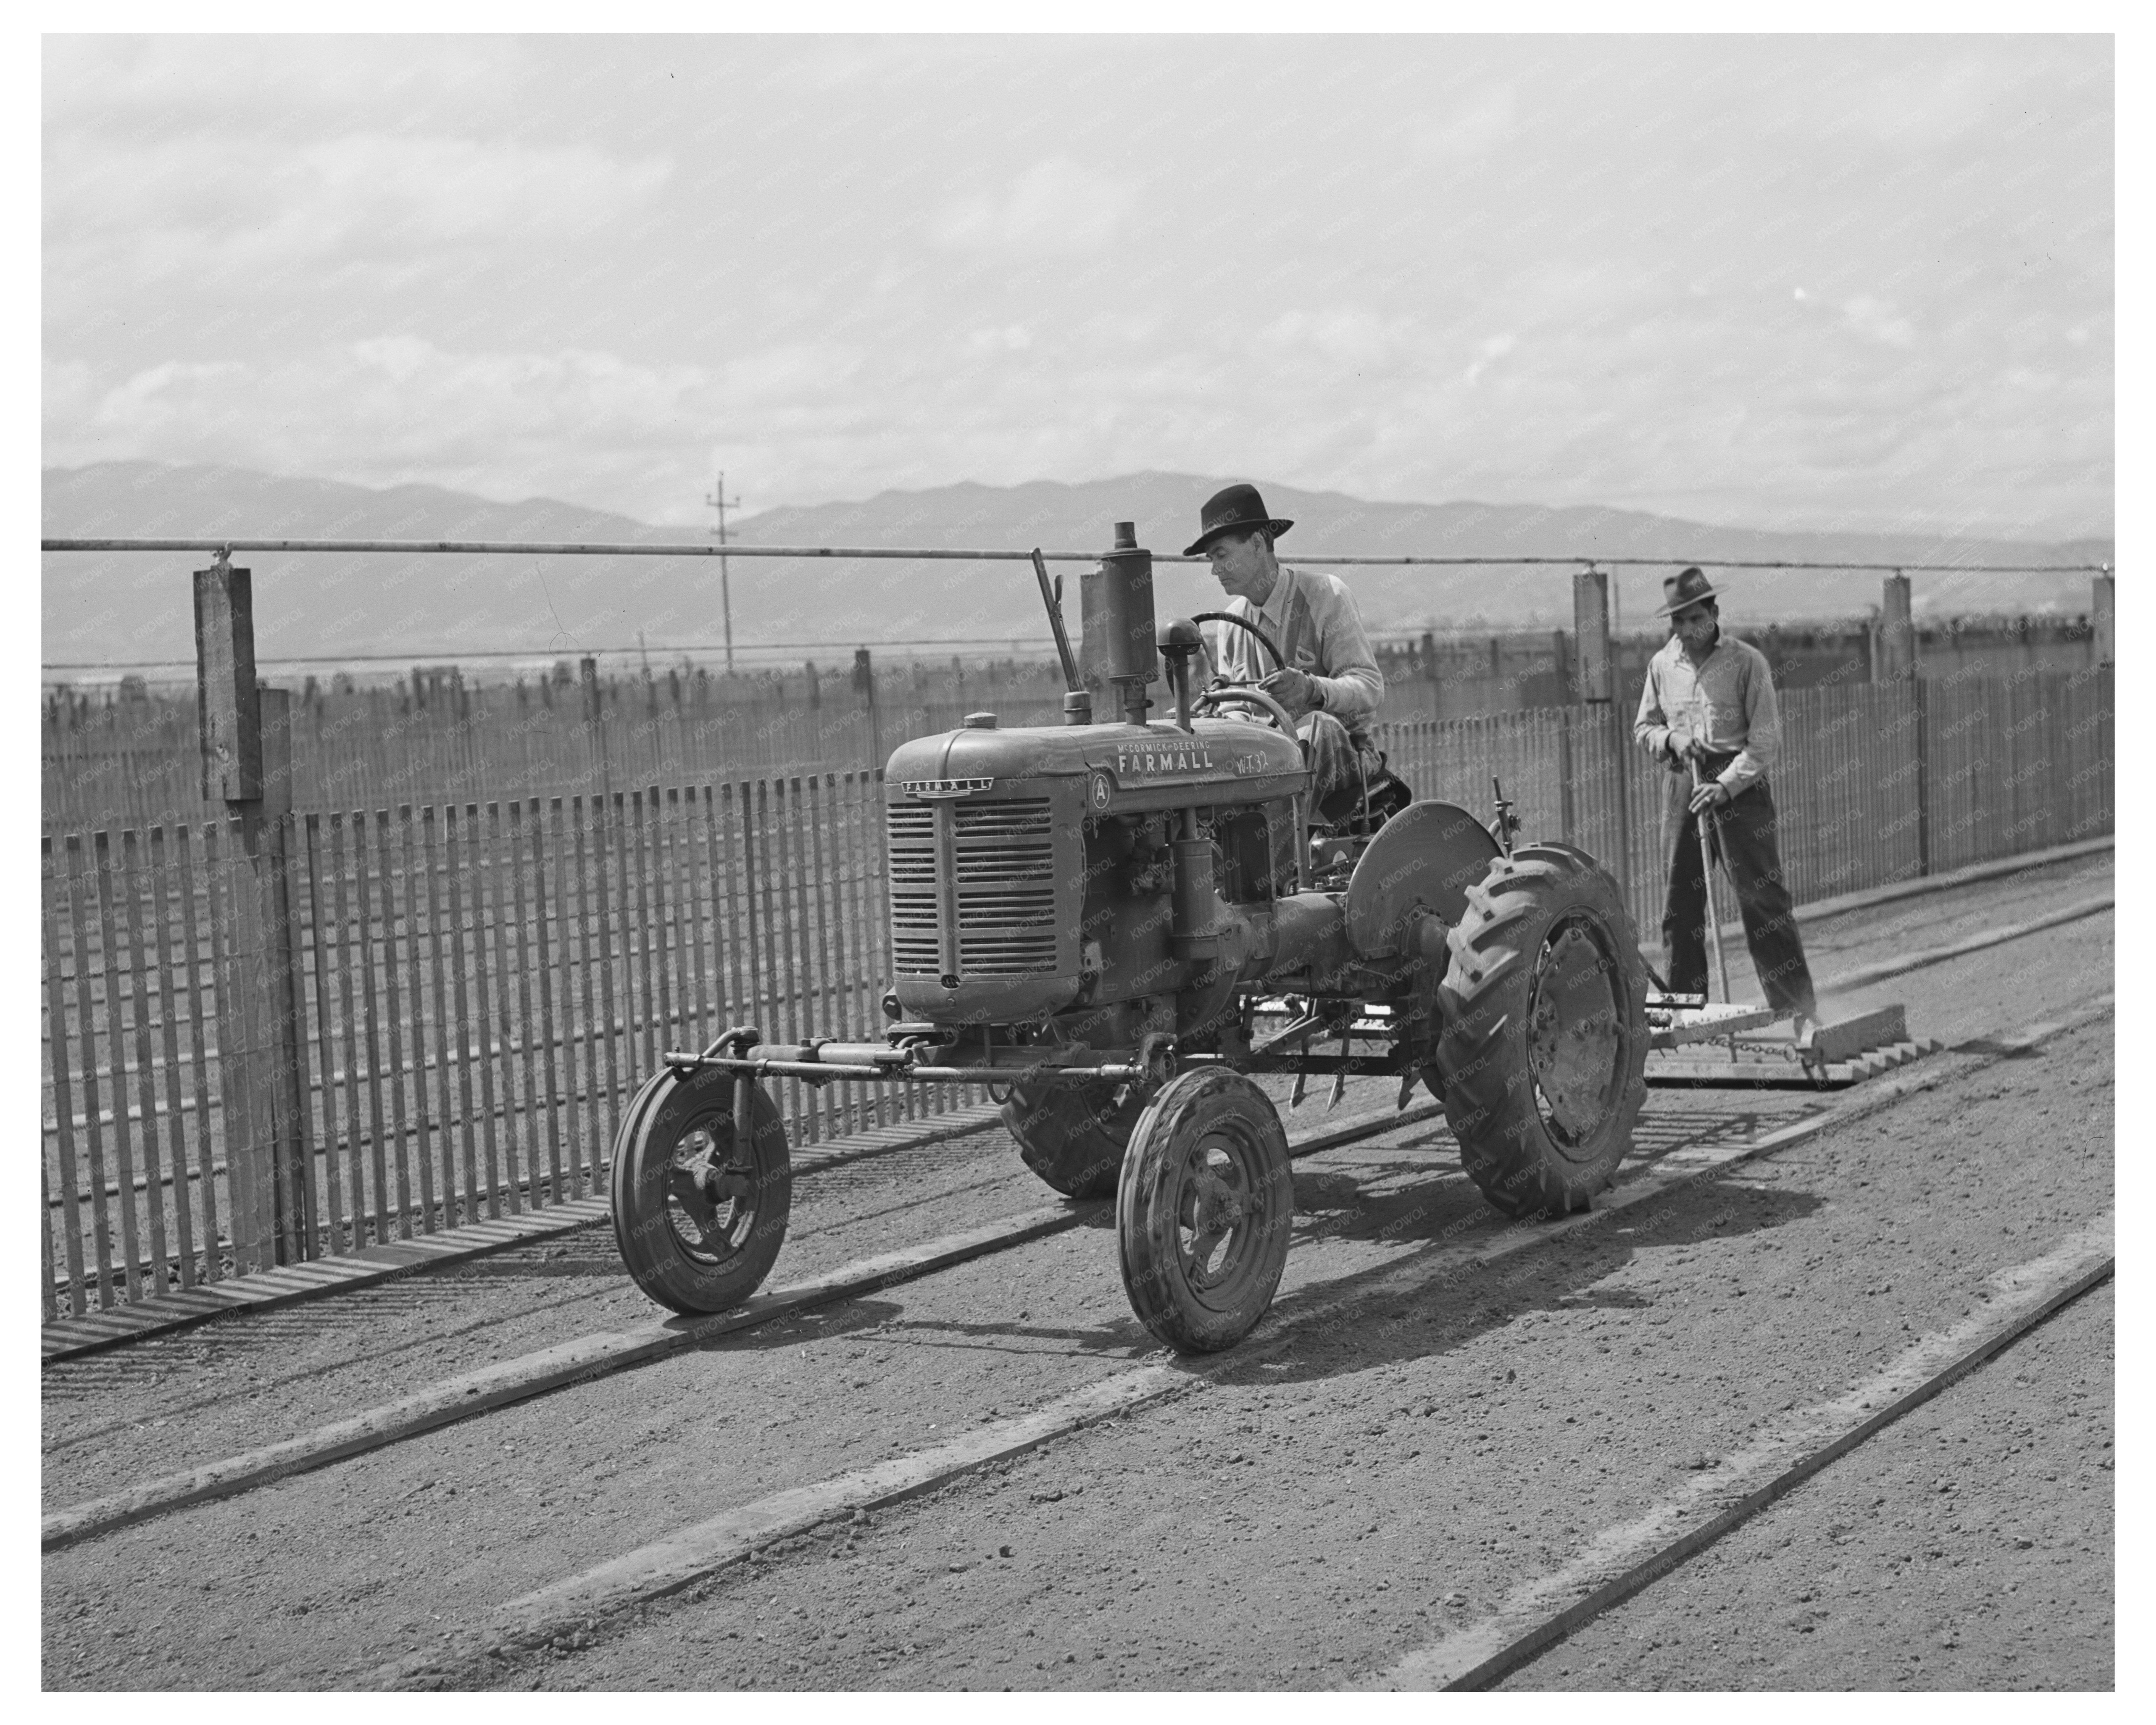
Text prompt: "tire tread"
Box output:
[[1432, 847, 1649, 1218]]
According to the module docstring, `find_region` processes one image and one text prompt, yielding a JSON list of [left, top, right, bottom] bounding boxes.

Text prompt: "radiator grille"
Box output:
[[884, 795, 1061, 978], [954, 798, 1059, 975], [886, 802, 940, 974]]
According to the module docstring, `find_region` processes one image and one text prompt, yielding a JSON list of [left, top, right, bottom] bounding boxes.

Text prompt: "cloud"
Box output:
[[42, 357, 99, 425], [1767, 52, 2029, 147], [45, 132, 675, 290], [37, 38, 2111, 541], [930, 156, 1140, 255], [45, 35, 532, 136], [1259, 308, 1418, 372], [1411, 88, 1518, 160], [1462, 333, 1517, 386], [43, 337, 852, 521], [1841, 295, 1917, 348]]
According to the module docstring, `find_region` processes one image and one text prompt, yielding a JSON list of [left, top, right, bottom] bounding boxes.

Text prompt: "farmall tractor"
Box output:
[[611, 522, 1651, 1352]]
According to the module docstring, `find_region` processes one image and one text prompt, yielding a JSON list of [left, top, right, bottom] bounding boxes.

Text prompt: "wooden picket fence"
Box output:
[[42, 617, 2105, 836], [1374, 665, 2113, 937], [40, 667, 2111, 1317], [39, 773, 945, 1317]]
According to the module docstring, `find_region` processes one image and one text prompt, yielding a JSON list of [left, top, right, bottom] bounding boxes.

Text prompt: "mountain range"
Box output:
[[42, 462, 2112, 674]]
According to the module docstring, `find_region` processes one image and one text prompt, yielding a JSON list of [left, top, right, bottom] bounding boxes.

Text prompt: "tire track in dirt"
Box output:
[[362, 997, 2105, 1689]]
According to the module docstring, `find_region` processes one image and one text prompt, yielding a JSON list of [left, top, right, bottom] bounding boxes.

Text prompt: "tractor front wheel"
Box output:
[[609, 1066, 792, 1315], [1001, 1079, 1147, 1200], [1116, 1069, 1293, 1354], [1429, 843, 1650, 1219]]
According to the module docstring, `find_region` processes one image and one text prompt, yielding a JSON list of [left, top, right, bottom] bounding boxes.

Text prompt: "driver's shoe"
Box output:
[[1312, 765, 1412, 834]]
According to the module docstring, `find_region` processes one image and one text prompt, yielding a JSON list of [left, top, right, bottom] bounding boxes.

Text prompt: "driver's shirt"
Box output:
[[1207, 564, 1384, 728]]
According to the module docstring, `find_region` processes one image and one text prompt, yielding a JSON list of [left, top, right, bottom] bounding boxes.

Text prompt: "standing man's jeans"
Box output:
[[1660, 759, 1817, 1017]]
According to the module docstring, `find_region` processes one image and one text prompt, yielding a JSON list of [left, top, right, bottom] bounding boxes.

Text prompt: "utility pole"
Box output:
[[706, 469, 740, 674]]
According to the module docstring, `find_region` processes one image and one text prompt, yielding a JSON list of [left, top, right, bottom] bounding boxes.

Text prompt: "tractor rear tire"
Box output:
[[1116, 1068, 1293, 1354], [1429, 843, 1649, 1219], [609, 1065, 791, 1315], [1001, 1080, 1146, 1200]]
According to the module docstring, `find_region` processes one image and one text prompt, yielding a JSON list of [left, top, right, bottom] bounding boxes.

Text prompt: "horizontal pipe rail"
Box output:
[[665, 1055, 1146, 1085], [44, 640, 1068, 670], [40, 536, 2112, 576]]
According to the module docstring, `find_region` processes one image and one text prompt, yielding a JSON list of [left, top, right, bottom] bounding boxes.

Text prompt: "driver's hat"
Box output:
[[1185, 484, 1295, 558]]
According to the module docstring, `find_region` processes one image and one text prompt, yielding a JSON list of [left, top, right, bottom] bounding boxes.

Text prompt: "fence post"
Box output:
[[2093, 572, 2114, 667], [581, 655, 609, 795], [254, 687, 312, 1260], [193, 561, 312, 1269], [1572, 569, 1611, 705], [855, 648, 881, 770], [1572, 565, 1629, 902], [196, 559, 262, 802], [1912, 676, 1931, 879], [1872, 571, 1925, 876], [1874, 572, 1915, 682]]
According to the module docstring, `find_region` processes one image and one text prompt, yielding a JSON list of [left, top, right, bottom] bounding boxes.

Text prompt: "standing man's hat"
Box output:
[[1655, 566, 1721, 616], [1184, 483, 1295, 557]]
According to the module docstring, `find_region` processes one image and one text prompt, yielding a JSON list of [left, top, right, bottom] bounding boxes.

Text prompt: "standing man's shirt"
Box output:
[[1209, 564, 1384, 727], [1632, 630, 1783, 793]]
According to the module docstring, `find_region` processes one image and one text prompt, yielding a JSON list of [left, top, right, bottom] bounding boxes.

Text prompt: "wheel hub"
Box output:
[[1525, 917, 1623, 1147], [1175, 1138, 1258, 1290], [665, 1118, 756, 1263]]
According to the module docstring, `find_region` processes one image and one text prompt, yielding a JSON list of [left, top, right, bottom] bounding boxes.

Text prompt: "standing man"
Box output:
[[1633, 566, 1819, 1026], [1188, 483, 1387, 824]]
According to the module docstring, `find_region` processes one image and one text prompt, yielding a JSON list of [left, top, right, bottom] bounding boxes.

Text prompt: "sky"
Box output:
[[42, 33, 2114, 540]]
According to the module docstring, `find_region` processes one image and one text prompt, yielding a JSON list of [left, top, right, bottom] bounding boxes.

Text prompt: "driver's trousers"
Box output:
[[1303, 711, 1385, 826]]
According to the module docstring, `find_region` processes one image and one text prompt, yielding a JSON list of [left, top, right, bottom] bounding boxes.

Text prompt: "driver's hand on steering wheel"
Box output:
[[1257, 666, 1316, 721]]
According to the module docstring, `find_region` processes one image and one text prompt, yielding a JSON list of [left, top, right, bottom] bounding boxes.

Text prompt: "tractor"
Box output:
[[609, 521, 1651, 1353]]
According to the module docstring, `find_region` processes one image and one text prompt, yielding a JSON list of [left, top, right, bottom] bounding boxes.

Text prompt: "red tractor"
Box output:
[[610, 522, 1651, 1352]]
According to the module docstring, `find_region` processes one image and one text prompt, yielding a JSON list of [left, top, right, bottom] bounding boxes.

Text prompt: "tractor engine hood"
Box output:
[[884, 715, 1307, 817]]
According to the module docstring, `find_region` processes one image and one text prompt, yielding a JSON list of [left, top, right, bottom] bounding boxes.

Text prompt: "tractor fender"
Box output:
[[1343, 801, 1503, 959]]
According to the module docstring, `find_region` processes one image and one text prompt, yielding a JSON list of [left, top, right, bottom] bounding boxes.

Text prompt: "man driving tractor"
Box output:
[[1189, 482, 1391, 825]]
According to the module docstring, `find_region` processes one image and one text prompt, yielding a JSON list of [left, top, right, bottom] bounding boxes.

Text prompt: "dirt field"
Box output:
[[1506, 1280, 2113, 1690], [41, 853, 2112, 1691]]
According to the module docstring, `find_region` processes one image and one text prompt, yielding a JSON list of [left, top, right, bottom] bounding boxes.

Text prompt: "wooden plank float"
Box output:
[[1646, 1002, 1940, 1089]]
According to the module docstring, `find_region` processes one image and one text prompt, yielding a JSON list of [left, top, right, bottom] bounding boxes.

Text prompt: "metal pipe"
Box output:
[[1031, 549, 1082, 694], [38, 537, 2112, 575], [662, 1056, 1145, 1084], [782, 1058, 1146, 1084], [669, 1040, 909, 1068], [1688, 757, 1736, 1055], [910, 1063, 1145, 1083], [1194, 684, 1300, 738]]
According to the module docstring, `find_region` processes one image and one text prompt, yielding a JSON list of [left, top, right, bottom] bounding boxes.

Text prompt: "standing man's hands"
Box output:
[[1688, 778, 1732, 814]]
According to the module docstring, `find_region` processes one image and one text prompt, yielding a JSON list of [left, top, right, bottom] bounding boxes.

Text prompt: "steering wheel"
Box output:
[[1190, 610, 1297, 741], [1196, 683, 1301, 740], [1191, 611, 1285, 677]]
